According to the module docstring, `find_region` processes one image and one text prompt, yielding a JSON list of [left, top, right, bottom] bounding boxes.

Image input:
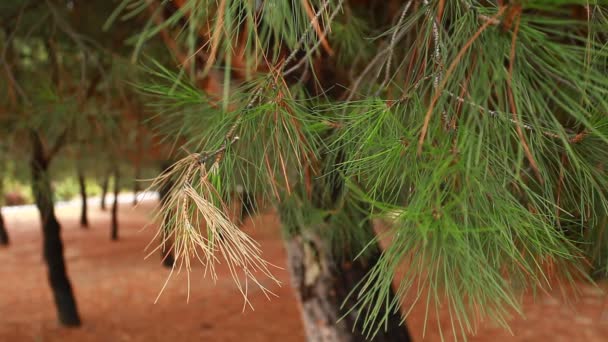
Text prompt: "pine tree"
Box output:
[[110, 0, 608, 339], [0, 144, 10, 246], [1, 0, 135, 326], [2, 0, 605, 339], [111, 164, 120, 241], [100, 170, 110, 210], [0, 211, 8, 247], [77, 159, 89, 228]]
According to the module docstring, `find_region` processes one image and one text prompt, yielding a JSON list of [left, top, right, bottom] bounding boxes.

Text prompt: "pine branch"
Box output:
[[417, 5, 507, 155]]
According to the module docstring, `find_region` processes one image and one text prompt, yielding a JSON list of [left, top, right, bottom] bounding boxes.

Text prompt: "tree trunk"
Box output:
[[133, 162, 141, 206], [0, 209, 8, 246], [100, 170, 109, 211], [158, 161, 174, 268], [0, 161, 9, 246], [77, 165, 88, 228], [30, 132, 81, 326], [238, 189, 256, 225], [111, 166, 119, 241], [281, 201, 411, 342]]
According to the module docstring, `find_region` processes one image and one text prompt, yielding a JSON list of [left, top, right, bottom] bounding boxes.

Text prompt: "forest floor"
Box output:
[[1, 196, 608, 341]]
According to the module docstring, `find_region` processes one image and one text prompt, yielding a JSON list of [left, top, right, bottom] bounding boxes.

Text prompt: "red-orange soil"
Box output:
[[1, 199, 608, 341]]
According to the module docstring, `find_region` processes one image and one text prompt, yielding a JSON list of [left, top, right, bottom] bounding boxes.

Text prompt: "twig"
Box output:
[[212, 86, 264, 165], [444, 90, 589, 143], [199, 136, 239, 165], [282, 0, 333, 69], [283, 0, 345, 77], [424, 0, 442, 89], [202, 0, 227, 75], [378, 0, 413, 92], [345, 47, 389, 102], [424, 0, 450, 130], [417, 6, 507, 155], [1, 8, 30, 105], [45, 0, 88, 91], [300, 0, 334, 56], [146, 0, 189, 65], [460, 0, 501, 25]]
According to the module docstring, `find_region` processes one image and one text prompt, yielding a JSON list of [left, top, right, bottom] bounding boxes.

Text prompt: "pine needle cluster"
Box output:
[[108, 0, 608, 339], [146, 148, 281, 307]]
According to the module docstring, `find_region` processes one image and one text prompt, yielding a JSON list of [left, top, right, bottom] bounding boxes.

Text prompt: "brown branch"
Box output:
[[146, 0, 189, 65], [300, 0, 334, 56], [46, 130, 69, 162], [202, 0, 227, 75], [1, 16, 29, 105], [213, 87, 264, 165], [282, 0, 337, 74], [569, 130, 588, 143]]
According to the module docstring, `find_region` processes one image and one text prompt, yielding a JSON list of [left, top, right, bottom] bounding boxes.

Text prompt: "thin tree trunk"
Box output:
[[100, 170, 109, 211], [239, 189, 256, 225], [30, 132, 81, 326], [77, 165, 88, 228], [111, 166, 119, 241], [0, 209, 8, 246], [159, 161, 174, 268], [284, 221, 411, 342], [132, 109, 143, 206], [132, 163, 141, 206], [0, 176, 9, 246]]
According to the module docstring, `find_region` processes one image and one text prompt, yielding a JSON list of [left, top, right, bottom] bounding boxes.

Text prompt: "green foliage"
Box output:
[[108, 0, 342, 67], [53, 177, 80, 202], [109, 0, 608, 340]]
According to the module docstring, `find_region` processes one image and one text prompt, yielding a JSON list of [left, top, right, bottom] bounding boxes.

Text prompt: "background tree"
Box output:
[[0, 186, 10, 246], [76, 161, 89, 227], [0, 143, 10, 246], [99, 169, 110, 211], [0, 211, 7, 247], [111, 163, 120, 240], [0, 0, 145, 326]]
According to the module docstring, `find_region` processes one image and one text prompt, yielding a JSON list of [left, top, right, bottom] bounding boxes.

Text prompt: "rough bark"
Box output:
[[111, 166, 119, 241], [281, 176, 411, 342], [100, 170, 109, 211], [159, 161, 174, 268], [77, 165, 88, 228], [0, 210, 8, 246], [284, 223, 411, 342], [30, 132, 81, 326]]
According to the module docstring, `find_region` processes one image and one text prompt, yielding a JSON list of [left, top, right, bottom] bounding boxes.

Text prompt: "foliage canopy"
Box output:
[[3, 0, 608, 339]]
